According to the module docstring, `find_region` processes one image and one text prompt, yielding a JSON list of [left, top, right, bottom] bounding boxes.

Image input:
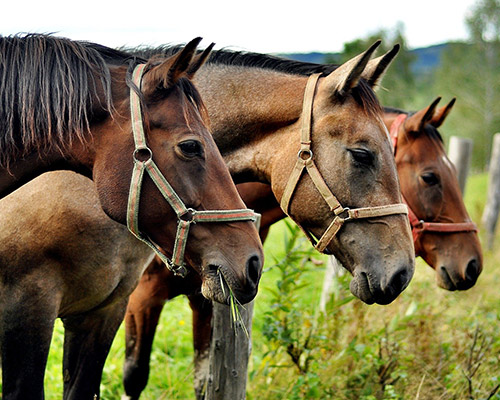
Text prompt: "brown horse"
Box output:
[[0, 35, 264, 399], [123, 100, 482, 399], [121, 44, 418, 398], [0, 42, 414, 397]]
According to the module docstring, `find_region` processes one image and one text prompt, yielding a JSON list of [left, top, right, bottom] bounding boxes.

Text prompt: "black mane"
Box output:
[[0, 34, 145, 167], [130, 45, 381, 116]]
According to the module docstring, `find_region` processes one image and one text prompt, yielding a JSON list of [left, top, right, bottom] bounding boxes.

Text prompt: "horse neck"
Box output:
[[0, 145, 93, 200], [194, 65, 307, 183]]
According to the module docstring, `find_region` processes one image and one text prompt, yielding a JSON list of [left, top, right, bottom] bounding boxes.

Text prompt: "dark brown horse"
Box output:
[[0, 34, 264, 399], [0, 42, 415, 397], [123, 94, 482, 400]]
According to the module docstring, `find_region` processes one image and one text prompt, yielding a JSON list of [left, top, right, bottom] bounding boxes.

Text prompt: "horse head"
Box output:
[[92, 39, 263, 304], [272, 42, 415, 305], [389, 98, 482, 290]]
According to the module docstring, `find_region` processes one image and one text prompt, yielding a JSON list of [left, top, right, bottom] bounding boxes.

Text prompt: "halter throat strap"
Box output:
[[389, 113, 478, 244], [126, 64, 257, 277], [280, 73, 408, 253]]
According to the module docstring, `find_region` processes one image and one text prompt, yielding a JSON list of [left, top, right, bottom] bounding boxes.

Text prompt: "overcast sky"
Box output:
[[0, 0, 478, 54]]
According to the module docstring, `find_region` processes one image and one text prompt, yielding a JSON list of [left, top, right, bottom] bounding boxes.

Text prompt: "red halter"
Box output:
[[389, 114, 478, 244]]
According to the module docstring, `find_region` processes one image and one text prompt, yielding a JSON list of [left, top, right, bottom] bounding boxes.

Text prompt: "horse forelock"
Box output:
[[0, 33, 135, 167]]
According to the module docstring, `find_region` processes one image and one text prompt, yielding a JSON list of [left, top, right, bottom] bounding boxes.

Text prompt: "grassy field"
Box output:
[[9, 173, 500, 399]]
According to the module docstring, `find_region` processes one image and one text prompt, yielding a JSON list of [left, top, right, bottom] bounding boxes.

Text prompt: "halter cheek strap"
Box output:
[[280, 73, 408, 253], [389, 114, 478, 244], [127, 64, 258, 277]]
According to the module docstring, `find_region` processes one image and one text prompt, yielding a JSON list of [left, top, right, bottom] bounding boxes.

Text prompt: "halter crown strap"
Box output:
[[390, 114, 478, 244], [280, 73, 408, 253], [127, 64, 258, 277]]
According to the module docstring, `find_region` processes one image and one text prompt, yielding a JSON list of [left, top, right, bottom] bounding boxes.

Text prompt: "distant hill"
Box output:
[[279, 42, 453, 76]]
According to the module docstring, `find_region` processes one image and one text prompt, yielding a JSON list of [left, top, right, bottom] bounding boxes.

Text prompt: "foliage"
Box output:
[[332, 23, 419, 110], [418, 0, 499, 170], [6, 174, 498, 400]]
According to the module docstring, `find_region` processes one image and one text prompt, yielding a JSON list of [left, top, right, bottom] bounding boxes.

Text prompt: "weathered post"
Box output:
[[482, 133, 500, 249], [448, 136, 473, 194], [205, 215, 260, 400], [205, 301, 254, 400]]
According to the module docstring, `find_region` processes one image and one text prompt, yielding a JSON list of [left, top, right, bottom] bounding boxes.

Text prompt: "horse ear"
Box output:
[[187, 42, 215, 78], [430, 97, 456, 128], [404, 97, 442, 133], [361, 44, 400, 89], [322, 40, 382, 98], [143, 37, 202, 93]]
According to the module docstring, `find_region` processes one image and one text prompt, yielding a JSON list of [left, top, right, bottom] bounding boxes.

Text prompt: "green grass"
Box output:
[[6, 173, 500, 399]]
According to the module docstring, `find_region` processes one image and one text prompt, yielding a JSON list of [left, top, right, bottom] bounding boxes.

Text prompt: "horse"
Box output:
[[0, 34, 265, 399], [122, 58, 482, 399], [119, 43, 419, 398], [0, 43, 414, 396], [0, 41, 414, 397]]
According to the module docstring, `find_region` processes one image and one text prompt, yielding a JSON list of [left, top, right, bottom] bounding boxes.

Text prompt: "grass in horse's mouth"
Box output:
[[217, 267, 249, 338]]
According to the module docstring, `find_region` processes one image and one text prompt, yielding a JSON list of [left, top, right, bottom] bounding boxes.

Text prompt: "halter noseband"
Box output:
[[127, 64, 258, 277], [280, 73, 408, 253], [389, 113, 478, 244]]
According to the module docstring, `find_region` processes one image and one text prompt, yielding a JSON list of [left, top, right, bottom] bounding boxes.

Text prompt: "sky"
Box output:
[[0, 0, 479, 54]]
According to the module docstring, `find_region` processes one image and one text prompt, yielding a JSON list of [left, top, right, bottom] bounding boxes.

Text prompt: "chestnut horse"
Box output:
[[0, 42, 414, 397], [123, 61, 481, 398], [0, 35, 264, 399]]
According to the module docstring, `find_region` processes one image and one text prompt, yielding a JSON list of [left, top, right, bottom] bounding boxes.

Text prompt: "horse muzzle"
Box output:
[[350, 261, 414, 305]]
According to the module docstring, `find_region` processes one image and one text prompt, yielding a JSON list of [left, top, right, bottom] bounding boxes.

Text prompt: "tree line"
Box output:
[[327, 0, 500, 170]]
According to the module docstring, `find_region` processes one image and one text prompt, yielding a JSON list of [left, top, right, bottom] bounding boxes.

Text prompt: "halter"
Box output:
[[127, 64, 258, 277], [389, 113, 478, 244], [280, 73, 408, 253]]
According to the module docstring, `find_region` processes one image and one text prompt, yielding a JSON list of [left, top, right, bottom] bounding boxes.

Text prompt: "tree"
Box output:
[[433, 0, 500, 169], [334, 23, 418, 109]]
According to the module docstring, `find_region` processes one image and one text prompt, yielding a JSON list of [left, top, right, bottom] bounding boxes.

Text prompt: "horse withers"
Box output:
[[0, 34, 263, 399]]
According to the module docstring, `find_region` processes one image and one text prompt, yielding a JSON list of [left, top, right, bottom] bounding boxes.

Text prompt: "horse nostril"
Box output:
[[246, 255, 262, 287], [386, 266, 411, 294], [465, 258, 480, 282]]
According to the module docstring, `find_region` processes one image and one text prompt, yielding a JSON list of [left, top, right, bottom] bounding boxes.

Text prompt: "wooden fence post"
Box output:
[[448, 136, 473, 194], [204, 215, 261, 400], [205, 301, 254, 400], [482, 133, 500, 249]]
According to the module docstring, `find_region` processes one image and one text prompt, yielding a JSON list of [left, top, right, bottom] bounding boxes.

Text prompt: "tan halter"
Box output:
[[280, 73, 408, 253]]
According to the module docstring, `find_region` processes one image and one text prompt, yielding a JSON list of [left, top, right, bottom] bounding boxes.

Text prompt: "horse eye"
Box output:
[[348, 148, 374, 166], [421, 172, 439, 186], [178, 140, 203, 158]]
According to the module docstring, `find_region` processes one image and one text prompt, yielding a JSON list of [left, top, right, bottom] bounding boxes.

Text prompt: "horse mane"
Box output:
[[384, 107, 444, 144], [129, 45, 382, 117], [0, 33, 143, 167]]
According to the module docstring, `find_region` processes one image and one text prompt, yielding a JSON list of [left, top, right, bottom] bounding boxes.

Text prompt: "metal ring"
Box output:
[[133, 147, 153, 162], [179, 208, 196, 223], [297, 148, 313, 161], [337, 207, 351, 221]]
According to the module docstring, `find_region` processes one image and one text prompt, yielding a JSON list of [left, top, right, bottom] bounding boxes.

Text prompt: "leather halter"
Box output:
[[389, 113, 478, 244], [127, 64, 258, 277], [280, 73, 408, 253]]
